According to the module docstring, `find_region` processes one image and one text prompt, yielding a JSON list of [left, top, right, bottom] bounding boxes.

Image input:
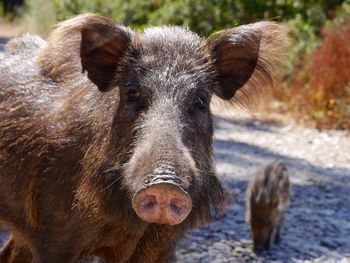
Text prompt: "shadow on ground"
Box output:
[[177, 116, 350, 262], [0, 36, 9, 52]]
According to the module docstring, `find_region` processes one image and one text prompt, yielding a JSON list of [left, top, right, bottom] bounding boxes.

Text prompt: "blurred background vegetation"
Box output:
[[0, 0, 349, 130]]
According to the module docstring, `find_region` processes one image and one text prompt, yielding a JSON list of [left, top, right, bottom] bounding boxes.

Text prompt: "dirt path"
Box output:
[[176, 111, 350, 263], [0, 36, 8, 54]]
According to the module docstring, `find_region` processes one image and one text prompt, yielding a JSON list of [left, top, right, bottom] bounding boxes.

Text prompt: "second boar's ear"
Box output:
[[80, 23, 132, 91], [206, 22, 288, 101]]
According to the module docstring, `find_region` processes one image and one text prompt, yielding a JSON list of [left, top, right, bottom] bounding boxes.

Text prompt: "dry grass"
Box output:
[[274, 18, 350, 130], [0, 20, 23, 37]]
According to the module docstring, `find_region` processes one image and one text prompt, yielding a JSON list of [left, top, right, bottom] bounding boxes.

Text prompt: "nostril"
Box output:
[[170, 199, 183, 215], [141, 195, 157, 210], [132, 183, 192, 225]]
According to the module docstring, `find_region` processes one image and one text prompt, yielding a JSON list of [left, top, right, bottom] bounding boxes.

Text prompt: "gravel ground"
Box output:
[[0, 36, 7, 56], [1, 35, 350, 262], [176, 112, 350, 263]]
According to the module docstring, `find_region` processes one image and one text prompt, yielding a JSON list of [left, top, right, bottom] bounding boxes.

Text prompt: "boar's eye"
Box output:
[[126, 88, 140, 103], [124, 87, 147, 112], [193, 97, 208, 113]]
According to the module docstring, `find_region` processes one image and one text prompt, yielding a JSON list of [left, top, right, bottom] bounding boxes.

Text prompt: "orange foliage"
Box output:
[[285, 19, 350, 129], [310, 20, 350, 99]]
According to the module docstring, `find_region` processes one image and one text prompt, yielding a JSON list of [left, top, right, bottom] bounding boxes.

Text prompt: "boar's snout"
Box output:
[[253, 243, 268, 254], [253, 231, 271, 253], [132, 183, 192, 225]]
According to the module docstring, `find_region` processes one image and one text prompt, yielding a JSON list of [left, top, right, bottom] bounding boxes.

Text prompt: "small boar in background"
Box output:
[[246, 160, 291, 253], [0, 14, 288, 263]]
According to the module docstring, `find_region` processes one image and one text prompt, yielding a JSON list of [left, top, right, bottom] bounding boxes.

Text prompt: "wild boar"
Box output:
[[0, 14, 288, 262], [246, 160, 291, 253]]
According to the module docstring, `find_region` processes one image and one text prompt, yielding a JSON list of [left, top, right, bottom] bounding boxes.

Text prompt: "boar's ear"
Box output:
[[206, 22, 288, 101], [37, 14, 133, 90], [80, 22, 132, 91]]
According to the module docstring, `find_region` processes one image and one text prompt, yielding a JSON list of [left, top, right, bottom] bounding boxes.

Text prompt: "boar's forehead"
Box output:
[[130, 26, 214, 98]]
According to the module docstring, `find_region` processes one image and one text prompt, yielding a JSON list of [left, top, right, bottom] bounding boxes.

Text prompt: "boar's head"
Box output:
[[42, 14, 287, 227]]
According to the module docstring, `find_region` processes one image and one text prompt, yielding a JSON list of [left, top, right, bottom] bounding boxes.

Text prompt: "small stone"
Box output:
[[320, 239, 340, 249]]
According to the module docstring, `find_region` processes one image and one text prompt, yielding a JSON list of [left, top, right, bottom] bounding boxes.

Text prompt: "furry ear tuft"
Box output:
[[37, 13, 133, 91], [80, 23, 132, 91], [207, 22, 289, 107]]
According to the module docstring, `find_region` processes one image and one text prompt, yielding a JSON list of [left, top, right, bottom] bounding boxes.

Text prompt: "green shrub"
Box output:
[[21, 0, 56, 35], [14, 0, 350, 130], [20, 0, 345, 35]]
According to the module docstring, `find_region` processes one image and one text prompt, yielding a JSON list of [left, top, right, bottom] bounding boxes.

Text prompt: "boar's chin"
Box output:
[[183, 172, 228, 228]]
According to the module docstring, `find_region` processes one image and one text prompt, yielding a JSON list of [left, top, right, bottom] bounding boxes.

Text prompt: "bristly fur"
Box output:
[[37, 13, 133, 83]]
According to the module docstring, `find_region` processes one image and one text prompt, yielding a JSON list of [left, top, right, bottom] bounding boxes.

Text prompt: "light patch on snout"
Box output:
[[132, 183, 192, 225]]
